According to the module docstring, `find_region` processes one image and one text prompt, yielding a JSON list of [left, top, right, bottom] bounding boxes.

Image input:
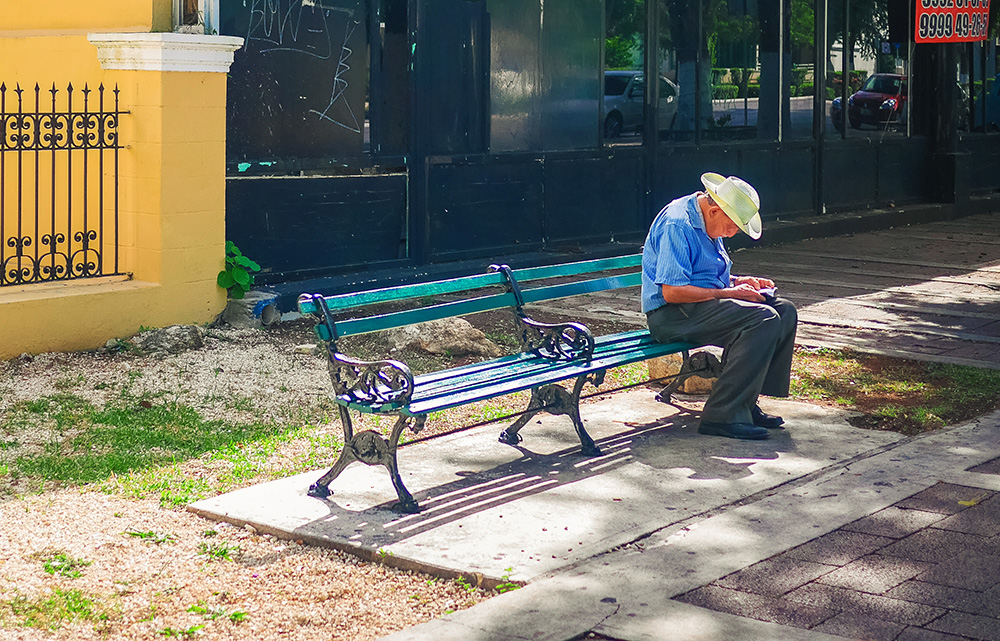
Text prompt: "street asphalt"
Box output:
[[191, 211, 1000, 641]]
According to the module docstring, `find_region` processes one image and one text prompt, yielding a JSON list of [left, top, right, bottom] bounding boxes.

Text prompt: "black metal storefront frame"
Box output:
[[222, 0, 999, 289]]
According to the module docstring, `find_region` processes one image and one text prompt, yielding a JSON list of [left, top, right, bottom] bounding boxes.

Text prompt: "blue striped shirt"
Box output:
[[641, 193, 732, 313]]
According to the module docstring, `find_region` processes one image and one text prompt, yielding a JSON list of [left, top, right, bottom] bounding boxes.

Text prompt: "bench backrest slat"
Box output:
[[511, 254, 641, 283], [299, 253, 645, 340], [521, 272, 641, 304], [298, 271, 507, 315], [334, 291, 518, 338]]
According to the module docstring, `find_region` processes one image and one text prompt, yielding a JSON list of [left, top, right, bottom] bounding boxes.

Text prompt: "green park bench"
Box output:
[[297, 254, 718, 513]]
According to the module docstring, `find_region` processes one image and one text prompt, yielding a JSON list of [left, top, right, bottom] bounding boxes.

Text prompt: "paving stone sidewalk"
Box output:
[[677, 479, 1000, 641]]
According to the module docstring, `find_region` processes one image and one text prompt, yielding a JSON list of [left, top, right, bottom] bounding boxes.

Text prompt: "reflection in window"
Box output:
[[963, 41, 999, 134], [490, 0, 601, 152], [826, 0, 908, 139], [707, 0, 761, 140], [604, 0, 647, 145]]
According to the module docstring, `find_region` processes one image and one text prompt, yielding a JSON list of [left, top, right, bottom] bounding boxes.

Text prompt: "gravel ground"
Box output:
[[0, 320, 496, 639]]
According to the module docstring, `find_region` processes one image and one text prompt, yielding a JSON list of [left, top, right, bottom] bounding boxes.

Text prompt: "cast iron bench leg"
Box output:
[[308, 409, 424, 514], [499, 371, 604, 456]]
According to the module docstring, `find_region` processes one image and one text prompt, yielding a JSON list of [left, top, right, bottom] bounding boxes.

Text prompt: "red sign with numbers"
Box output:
[[915, 0, 992, 42]]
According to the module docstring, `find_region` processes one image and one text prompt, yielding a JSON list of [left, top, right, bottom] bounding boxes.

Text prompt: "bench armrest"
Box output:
[[516, 315, 595, 362], [324, 347, 415, 407], [490, 263, 596, 362]]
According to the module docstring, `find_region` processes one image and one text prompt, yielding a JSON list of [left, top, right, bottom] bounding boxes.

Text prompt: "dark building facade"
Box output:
[[219, 0, 1000, 288]]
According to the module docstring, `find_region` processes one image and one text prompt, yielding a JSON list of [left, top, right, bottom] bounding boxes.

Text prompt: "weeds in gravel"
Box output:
[[197, 540, 240, 561], [125, 529, 177, 545], [158, 623, 204, 638], [454, 576, 475, 592], [187, 600, 248, 622], [1, 588, 106, 630], [495, 568, 521, 594], [38, 551, 92, 578]]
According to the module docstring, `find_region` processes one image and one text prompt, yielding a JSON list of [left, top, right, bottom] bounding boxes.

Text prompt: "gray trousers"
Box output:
[[646, 297, 798, 425]]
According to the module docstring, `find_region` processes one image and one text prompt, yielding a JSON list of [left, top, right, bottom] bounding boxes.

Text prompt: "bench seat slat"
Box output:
[[413, 329, 654, 390], [411, 332, 680, 403], [405, 338, 693, 415], [336, 329, 694, 415]]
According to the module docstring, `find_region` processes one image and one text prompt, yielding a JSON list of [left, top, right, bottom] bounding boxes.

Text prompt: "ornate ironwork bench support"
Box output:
[[307, 407, 426, 514], [498, 371, 605, 457]]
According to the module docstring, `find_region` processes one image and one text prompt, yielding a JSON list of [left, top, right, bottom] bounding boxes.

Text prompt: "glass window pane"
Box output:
[[542, 0, 601, 150], [706, 0, 761, 140], [221, 0, 368, 161], [827, 0, 907, 139], [488, 0, 541, 151], [605, 0, 646, 146]]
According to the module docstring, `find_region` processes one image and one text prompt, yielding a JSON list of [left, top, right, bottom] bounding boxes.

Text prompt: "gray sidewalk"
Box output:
[[190, 396, 1000, 641], [191, 212, 1000, 641]]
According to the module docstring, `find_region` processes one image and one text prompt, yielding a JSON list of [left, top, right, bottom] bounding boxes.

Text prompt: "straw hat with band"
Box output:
[[700, 172, 762, 240]]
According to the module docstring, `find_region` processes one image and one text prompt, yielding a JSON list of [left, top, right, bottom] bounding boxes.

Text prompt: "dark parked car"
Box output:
[[830, 73, 907, 132], [603, 70, 679, 138]]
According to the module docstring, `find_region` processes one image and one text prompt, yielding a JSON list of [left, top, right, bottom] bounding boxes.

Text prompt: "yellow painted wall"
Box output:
[[0, 4, 231, 359], [3, 0, 169, 34]]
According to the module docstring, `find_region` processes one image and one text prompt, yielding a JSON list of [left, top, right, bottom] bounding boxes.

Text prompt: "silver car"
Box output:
[[603, 70, 679, 138]]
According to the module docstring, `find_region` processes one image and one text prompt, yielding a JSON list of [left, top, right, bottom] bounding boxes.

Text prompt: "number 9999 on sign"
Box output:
[[918, 11, 989, 40]]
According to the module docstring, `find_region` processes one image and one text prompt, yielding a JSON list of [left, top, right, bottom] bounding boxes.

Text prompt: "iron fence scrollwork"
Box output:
[[0, 82, 124, 286]]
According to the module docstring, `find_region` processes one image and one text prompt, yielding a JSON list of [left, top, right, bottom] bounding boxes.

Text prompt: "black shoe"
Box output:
[[698, 421, 769, 440], [752, 405, 785, 429]]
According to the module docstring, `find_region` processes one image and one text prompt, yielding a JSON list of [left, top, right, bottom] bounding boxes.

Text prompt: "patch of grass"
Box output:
[[605, 361, 650, 388], [791, 348, 1000, 435], [54, 374, 85, 391], [125, 529, 177, 545], [468, 402, 510, 425], [2, 588, 106, 630], [186, 600, 249, 622], [6, 390, 293, 493], [197, 540, 240, 561], [159, 624, 204, 638], [39, 552, 92, 578]]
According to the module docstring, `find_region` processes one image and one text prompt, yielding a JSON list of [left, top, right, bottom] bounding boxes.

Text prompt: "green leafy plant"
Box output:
[[217, 241, 261, 300], [494, 567, 521, 594], [454, 576, 476, 593]]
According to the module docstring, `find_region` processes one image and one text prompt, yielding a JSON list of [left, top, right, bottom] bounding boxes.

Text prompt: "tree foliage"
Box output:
[[790, 0, 814, 50]]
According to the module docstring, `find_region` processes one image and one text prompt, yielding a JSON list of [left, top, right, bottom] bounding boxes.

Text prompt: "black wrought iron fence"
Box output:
[[0, 82, 124, 287]]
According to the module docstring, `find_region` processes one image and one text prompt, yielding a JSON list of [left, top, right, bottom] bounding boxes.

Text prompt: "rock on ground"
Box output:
[[386, 318, 502, 358]]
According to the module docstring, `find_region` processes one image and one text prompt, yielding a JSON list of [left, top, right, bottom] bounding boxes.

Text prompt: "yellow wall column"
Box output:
[[0, 33, 241, 358]]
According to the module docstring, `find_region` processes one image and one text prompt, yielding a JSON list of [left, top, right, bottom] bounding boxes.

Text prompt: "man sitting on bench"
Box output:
[[641, 172, 798, 440]]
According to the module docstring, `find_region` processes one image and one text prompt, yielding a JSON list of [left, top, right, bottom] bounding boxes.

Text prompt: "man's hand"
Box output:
[[723, 283, 766, 302], [661, 283, 767, 303], [731, 275, 775, 290]]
